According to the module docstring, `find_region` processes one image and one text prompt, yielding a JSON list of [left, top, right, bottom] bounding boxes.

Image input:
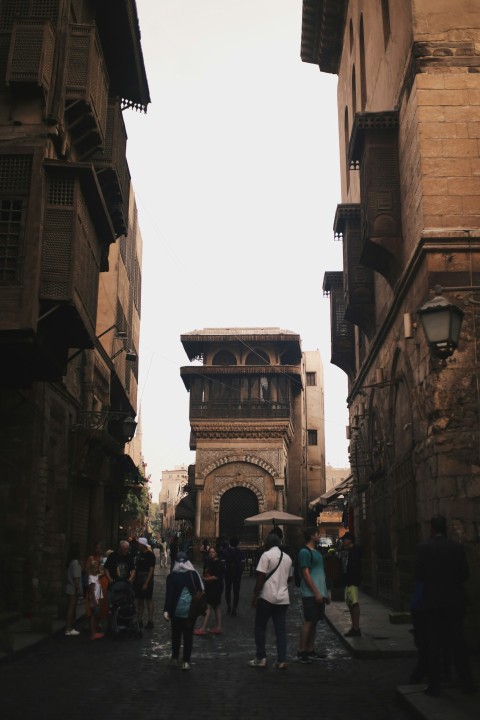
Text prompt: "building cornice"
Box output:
[[300, 0, 348, 75], [191, 420, 295, 442]]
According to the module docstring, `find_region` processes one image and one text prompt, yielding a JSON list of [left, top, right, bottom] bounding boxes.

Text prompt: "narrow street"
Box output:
[[1, 559, 412, 720]]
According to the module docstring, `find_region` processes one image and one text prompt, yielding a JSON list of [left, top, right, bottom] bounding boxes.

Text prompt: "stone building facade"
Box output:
[[159, 465, 188, 532], [301, 0, 480, 641], [0, 0, 149, 619], [180, 328, 326, 547]]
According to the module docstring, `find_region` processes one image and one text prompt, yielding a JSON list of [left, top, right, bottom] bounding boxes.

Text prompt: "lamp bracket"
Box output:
[[73, 410, 136, 432]]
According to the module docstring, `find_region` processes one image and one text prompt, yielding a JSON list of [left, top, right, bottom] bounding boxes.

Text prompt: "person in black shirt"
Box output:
[[224, 537, 245, 616], [134, 538, 156, 629], [104, 540, 135, 584]]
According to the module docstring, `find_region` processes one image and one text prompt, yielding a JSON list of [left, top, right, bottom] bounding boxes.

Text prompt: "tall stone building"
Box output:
[[159, 465, 188, 532], [180, 328, 325, 547], [301, 0, 480, 637], [0, 0, 149, 618]]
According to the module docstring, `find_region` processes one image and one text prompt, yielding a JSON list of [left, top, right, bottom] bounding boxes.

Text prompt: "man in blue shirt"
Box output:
[[297, 527, 329, 663]]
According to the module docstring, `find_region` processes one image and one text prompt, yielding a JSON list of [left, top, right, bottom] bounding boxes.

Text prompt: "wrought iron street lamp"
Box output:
[[75, 410, 137, 442], [417, 286, 464, 360]]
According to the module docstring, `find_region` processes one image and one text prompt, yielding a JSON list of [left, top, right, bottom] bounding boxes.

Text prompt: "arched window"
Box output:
[[245, 350, 270, 366], [344, 106, 350, 190], [212, 350, 237, 366], [381, 0, 391, 48], [359, 16, 367, 111], [349, 18, 354, 52], [351, 64, 357, 118]]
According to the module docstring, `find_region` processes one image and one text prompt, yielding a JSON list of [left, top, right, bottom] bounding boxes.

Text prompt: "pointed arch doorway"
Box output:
[[219, 487, 259, 544]]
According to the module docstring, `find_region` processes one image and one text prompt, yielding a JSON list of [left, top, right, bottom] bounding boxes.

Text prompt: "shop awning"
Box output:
[[311, 475, 353, 507], [175, 493, 196, 521]]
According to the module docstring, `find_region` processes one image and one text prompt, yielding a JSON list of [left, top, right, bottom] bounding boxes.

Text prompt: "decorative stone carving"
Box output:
[[211, 479, 265, 512], [198, 452, 280, 481], [191, 421, 293, 441]]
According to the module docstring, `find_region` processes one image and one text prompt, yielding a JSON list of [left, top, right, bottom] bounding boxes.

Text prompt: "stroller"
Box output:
[[108, 580, 142, 639]]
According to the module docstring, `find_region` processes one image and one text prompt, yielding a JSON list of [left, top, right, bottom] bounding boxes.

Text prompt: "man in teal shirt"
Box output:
[[297, 527, 329, 663]]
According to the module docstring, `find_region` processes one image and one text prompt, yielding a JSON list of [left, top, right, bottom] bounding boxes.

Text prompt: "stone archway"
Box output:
[[218, 486, 259, 544], [200, 453, 280, 482]]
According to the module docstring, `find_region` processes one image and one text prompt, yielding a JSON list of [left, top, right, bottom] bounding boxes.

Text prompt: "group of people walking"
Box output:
[[64, 516, 477, 696], [65, 537, 157, 639]]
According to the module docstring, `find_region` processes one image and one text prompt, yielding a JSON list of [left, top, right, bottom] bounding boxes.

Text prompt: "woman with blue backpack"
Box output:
[[163, 551, 204, 670]]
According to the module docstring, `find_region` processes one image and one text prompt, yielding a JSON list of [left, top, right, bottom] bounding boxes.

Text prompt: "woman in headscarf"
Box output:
[[163, 551, 204, 671]]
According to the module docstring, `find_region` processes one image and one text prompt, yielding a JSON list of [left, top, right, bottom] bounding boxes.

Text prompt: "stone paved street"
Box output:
[[1, 560, 412, 720]]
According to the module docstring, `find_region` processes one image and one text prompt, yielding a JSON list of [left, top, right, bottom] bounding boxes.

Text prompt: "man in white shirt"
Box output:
[[249, 532, 292, 669]]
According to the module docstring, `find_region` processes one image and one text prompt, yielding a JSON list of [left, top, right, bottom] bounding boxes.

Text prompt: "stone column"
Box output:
[[195, 490, 202, 538]]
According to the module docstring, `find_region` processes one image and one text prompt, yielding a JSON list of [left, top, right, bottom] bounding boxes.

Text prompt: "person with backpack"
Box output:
[[163, 551, 204, 671], [296, 527, 330, 664]]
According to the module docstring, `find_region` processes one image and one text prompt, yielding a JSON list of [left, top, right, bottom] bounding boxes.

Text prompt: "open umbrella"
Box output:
[[244, 510, 304, 526]]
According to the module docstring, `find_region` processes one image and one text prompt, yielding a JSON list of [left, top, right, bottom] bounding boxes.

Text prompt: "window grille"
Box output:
[[0, 154, 32, 193], [0, 1, 59, 30], [48, 174, 74, 205], [306, 372, 316, 386], [0, 198, 23, 283]]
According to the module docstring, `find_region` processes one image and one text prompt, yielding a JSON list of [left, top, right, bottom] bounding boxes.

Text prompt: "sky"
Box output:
[[124, 0, 350, 500]]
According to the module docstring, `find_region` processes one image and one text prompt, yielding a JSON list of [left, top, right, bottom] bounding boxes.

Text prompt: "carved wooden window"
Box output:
[[323, 271, 355, 378], [0, 154, 32, 284], [65, 24, 109, 155], [6, 19, 55, 97], [0, 1, 59, 30], [348, 111, 402, 286], [0, 198, 24, 283], [41, 169, 101, 330], [92, 100, 131, 237], [334, 203, 375, 337]]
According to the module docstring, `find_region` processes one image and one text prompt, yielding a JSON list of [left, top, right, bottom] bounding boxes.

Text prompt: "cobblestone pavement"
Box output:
[[1, 561, 413, 720]]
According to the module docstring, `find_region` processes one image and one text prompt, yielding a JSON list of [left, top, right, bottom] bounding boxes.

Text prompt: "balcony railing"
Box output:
[[190, 401, 291, 420]]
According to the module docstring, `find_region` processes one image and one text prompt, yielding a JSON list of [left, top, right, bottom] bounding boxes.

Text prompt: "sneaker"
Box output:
[[145, 621, 154, 629], [249, 657, 267, 668], [193, 628, 207, 636], [274, 662, 288, 669], [181, 662, 191, 671], [90, 632, 104, 641], [296, 652, 313, 664], [231, 608, 237, 617], [306, 650, 327, 660], [170, 657, 179, 666], [344, 628, 361, 637], [208, 627, 223, 635], [65, 628, 80, 636]]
